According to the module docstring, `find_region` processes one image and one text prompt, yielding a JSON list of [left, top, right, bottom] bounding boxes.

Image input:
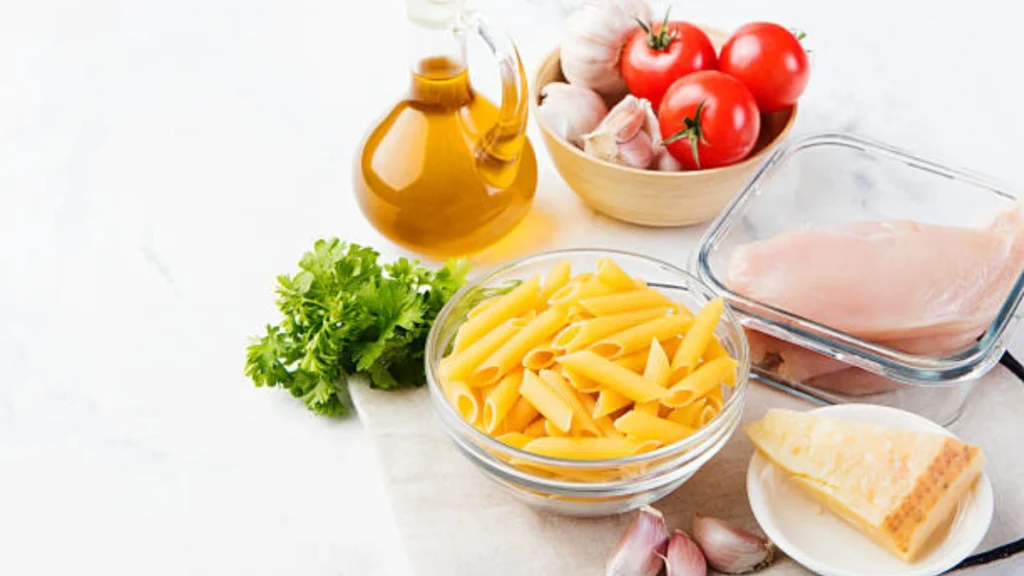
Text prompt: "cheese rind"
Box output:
[[744, 409, 984, 562]]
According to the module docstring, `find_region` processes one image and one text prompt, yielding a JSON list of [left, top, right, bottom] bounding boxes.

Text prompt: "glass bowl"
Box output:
[[694, 132, 1024, 425], [425, 249, 751, 517]]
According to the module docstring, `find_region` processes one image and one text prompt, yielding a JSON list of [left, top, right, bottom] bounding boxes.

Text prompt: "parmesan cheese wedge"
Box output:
[[744, 409, 985, 563]]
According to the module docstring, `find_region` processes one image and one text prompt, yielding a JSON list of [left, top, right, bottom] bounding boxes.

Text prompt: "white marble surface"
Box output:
[[1, 0, 1022, 574]]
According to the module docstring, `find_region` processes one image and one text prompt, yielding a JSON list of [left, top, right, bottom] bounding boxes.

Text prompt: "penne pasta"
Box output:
[[561, 367, 603, 393], [593, 388, 633, 419], [578, 393, 623, 439], [522, 437, 656, 460], [445, 320, 523, 383], [698, 402, 719, 426], [503, 396, 540, 433], [548, 275, 619, 307], [442, 379, 479, 424], [589, 314, 693, 359], [545, 418, 569, 437], [703, 336, 729, 361], [456, 275, 540, 348], [538, 259, 572, 304], [522, 417, 547, 437], [595, 257, 637, 290], [663, 357, 738, 408], [483, 370, 524, 433], [636, 402, 661, 415], [666, 401, 705, 428], [518, 370, 573, 433], [523, 344, 557, 371], [539, 369, 601, 436], [614, 410, 695, 445], [614, 348, 652, 373], [705, 385, 724, 413], [558, 350, 668, 403], [496, 432, 533, 450], [551, 307, 669, 351], [472, 304, 570, 387], [643, 338, 671, 388], [577, 288, 672, 317], [670, 297, 724, 381], [466, 295, 500, 319]]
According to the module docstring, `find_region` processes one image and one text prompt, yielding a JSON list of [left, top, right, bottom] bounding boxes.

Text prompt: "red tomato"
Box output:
[[719, 22, 809, 112], [621, 17, 717, 110], [658, 71, 760, 170]]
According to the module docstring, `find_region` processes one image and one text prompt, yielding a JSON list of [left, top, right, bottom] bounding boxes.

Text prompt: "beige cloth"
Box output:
[[351, 366, 1024, 575]]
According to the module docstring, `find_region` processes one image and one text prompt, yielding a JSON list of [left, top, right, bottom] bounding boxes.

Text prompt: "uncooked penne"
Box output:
[[442, 379, 479, 424], [577, 288, 672, 317], [456, 275, 540, 347], [548, 275, 618, 307], [503, 396, 540, 433], [561, 367, 603, 393], [466, 295, 500, 319], [614, 410, 695, 445], [667, 400, 705, 428], [614, 348, 652, 373], [593, 388, 632, 419], [663, 357, 737, 408], [496, 432, 533, 450], [483, 370, 524, 433], [589, 314, 693, 359], [670, 297, 724, 381], [551, 307, 668, 351], [643, 338, 671, 388], [522, 417, 547, 437], [558, 350, 668, 403], [698, 402, 718, 426], [578, 393, 622, 439], [519, 370, 573, 433], [445, 319, 522, 382], [472, 304, 570, 387], [522, 437, 655, 460], [539, 369, 600, 436], [595, 257, 637, 290], [545, 418, 569, 437], [523, 344, 557, 371], [538, 259, 572, 304], [705, 385, 724, 413]]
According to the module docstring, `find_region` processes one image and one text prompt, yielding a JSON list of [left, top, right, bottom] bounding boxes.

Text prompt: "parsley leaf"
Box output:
[[244, 240, 469, 416]]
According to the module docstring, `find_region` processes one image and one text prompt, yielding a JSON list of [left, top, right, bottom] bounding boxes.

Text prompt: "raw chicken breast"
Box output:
[[729, 203, 1024, 343]]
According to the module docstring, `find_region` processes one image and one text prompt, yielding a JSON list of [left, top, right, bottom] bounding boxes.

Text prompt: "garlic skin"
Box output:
[[666, 530, 707, 576], [582, 95, 661, 169], [605, 505, 669, 576], [537, 82, 609, 148], [561, 0, 653, 95], [655, 147, 686, 171], [691, 513, 775, 574]]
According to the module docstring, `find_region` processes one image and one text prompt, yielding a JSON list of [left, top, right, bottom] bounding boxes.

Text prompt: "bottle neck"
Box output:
[[407, 21, 472, 106]]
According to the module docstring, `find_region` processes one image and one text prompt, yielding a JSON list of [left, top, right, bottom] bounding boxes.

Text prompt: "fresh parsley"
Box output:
[[244, 239, 470, 416]]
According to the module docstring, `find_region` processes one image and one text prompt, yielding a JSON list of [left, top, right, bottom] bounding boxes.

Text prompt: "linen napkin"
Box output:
[[351, 365, 1024, 575]]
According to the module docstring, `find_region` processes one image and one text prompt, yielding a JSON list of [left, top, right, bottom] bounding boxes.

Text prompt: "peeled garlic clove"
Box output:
[[582, 95, 660, 169], [606, 505, 669, 576], [665, 530, 707, 576], [691, 513, 775, 574], [537, 82, 609, 148]]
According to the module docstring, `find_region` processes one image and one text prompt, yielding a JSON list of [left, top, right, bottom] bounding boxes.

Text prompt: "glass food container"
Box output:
[[694, 132, 1024, 425], [426, 249, 750, 517]]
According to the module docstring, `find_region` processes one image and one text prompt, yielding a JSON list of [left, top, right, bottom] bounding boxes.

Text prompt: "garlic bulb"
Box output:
[[561, 0, 652, 95], [582, 95, 661, 169], [665, 530, 707, 576], [691, 513, 775, 574], [605, 505, 669, 576], [537, 82, 609, 148]]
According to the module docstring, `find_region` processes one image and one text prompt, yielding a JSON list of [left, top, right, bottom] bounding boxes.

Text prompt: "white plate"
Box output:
[[746, 404, 994, 576]]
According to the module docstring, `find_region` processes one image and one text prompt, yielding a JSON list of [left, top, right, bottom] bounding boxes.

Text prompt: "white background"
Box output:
[[1, 0, 1022, 574]]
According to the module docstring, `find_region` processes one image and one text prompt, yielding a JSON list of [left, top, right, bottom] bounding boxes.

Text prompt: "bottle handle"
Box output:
[[462, 11, 529, 166]]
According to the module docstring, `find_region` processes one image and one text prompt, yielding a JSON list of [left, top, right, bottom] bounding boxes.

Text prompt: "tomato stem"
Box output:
[[663, 100, 709, 169], [637, 8, 676, 51]]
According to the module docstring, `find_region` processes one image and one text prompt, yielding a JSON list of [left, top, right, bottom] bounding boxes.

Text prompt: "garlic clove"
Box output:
[[691, 513, 775, 574], [538, 82, 608, 148], [582, 96, 659, 169], [605, 505, 669, 576], [560, 0, 653, 95], [655, 147, 685, 171], [665, 529, 707, 576]]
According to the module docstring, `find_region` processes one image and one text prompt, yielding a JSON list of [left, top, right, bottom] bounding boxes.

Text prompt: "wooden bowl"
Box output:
[[531, 28, 797, 227]]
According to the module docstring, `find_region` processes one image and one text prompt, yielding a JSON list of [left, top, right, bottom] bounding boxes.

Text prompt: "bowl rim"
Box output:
[[425, 247, 751, 472], [530, 45, 799, 179]]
